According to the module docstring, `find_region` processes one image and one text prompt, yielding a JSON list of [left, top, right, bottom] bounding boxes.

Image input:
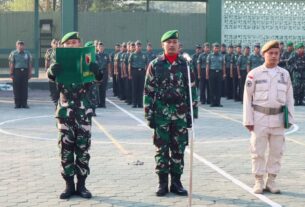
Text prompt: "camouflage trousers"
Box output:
[[57, 116, 92, 177], [153, 121, 188, 175]]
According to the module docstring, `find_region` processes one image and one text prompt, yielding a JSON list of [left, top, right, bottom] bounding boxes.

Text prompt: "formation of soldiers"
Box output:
[[193, 41, 305, 107], [111, 41, 156, 108]]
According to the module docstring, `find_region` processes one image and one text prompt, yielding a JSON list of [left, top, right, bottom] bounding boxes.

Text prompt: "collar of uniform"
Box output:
[[261, 65, 281, 73]]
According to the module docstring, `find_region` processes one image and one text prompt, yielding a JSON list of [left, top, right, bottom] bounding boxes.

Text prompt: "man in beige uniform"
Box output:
[[243, 40, 295, 194]]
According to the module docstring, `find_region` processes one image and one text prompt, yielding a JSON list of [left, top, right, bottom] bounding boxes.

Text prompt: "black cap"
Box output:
[[135, 40, 142, 45], [254, 43, 260, 48], [203, 42, 210, 47], [196, 44, 201, 49], [228, 44, 233, 48], [115, 43, 121, 47], [16, 40, 24, 45], [98, 41, 104, 46], [244, 45, 250, 49], [221, 43, 226, 47]]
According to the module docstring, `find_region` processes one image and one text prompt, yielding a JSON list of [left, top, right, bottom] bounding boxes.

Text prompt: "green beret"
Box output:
[[261, 40, 280, 54], [295, 42, 304, 49], [287, 41, 293, 47], [161, 30, 179, 42], [228, 44, 233, 48], [84, 41, 94, 47], [61, 32, 80, 44], [213, 42, 220, 47]]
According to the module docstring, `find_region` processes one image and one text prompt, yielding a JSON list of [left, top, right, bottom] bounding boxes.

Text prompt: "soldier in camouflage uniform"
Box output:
[[288, 43, 305, 106], [247, 43, 264, 71], [45, 39, 59, 107], [47, 32, 102, 199], [280, 41, 294, 78], [144, 30, 198, 197]]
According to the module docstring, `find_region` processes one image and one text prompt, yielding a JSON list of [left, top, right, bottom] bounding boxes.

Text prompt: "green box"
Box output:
[[55, 46, 95, 85]]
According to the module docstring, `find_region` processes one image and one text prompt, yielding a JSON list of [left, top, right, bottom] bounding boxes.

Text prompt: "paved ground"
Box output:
[[0, 89, 305, 207]]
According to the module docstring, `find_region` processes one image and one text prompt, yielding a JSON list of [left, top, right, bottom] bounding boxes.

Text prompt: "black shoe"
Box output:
[[14, 105, 21, 109], [170, 174, 188, 196], [60, 176, 75, 199], [138, 105, 143, 108], [76, 175, 92, 199], [156, 174, 169, 197], [92, 112, 97, 117], [216, 104, 223, 107], [132, 105, 137, 108], [210, 104, 216, 107], [201, 101, 206, 105], [22, 105, 30, 109]]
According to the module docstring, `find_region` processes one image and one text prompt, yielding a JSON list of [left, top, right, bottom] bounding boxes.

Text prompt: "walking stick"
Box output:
[[183, 53, 195, 207]]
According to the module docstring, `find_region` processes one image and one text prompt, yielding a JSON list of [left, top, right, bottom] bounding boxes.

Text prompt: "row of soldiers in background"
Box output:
[[111, 41, 156, 108], [191, 41, 305, 107]]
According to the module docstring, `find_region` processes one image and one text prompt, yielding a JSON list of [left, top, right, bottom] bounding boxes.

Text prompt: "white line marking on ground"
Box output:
[[106, 98, 282, 207]]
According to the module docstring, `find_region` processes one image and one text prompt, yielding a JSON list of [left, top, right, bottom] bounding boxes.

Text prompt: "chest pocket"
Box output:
[[254, 82, 268, 101], [277, 83, 287, 104]]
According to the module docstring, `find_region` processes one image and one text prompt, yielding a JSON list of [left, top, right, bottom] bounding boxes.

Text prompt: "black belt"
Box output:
[[211, 69, 221, 72], [15, 68, 28, 71], [253, 105, 283, 115], [132, 67, 144, 71]]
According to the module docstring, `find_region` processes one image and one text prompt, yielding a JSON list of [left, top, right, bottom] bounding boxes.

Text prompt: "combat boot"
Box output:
[[253, 175, 264, 194], [265, 174, 281, 194], [60, 176, 75, 199], [170, 173, 188, 196], [156, 174, 169, 196], [76, 175, 92, 198]]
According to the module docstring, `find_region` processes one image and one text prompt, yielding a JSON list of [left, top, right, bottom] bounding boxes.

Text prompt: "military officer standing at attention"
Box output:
[[45, 39, 59, 107], [237, 46, 250, 103], [144, 30, 198, 197], [146, 42, 157, 64], [280, 41, 294, 77], [248, 43, 264, 71], [243, 40, 294, 194], [191, 44, 202, 88], [47, 32, 102, 199], [96, 41, 110, 108], [9, 40, 32, 109], [224, 44, 234, 99], [128, 40, 147, 108], [197, 43, 210, 104], [206, 43, 225, 107], [232, 44, 242, 101], [288, 43, 305, 106], [110, 43, 120, 97]]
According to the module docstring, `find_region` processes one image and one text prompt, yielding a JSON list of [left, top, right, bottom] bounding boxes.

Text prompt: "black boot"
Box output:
[[60, 176, 75, 199], [76, 175, 92, 198], [156, 174, 169, 196], [170, 174, 188, 196]]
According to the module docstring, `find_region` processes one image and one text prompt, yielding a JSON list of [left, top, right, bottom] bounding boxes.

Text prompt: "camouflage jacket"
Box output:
[[144, 54, 198, 126], [47, 54, 98, 119]]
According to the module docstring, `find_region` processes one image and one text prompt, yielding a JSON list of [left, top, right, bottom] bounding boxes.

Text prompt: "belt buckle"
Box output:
[[138, 68, 142, 71], [216, 70, 219, 72], [20, 68, 24, 71]]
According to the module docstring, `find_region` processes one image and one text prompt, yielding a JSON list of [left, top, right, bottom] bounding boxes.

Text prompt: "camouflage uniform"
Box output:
[[288, 53, 305, 105], [56, 83, 94, 177], [144, 54, 198, 175]]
